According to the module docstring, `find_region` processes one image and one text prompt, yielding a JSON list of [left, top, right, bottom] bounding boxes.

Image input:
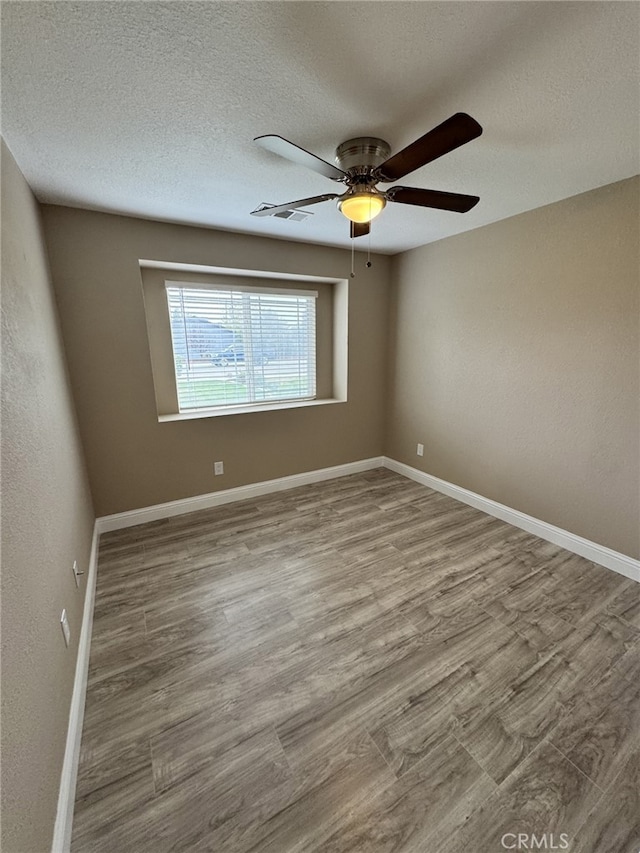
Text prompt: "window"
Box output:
[[140, 262, 348, 421], [166, 283, 317, 411]]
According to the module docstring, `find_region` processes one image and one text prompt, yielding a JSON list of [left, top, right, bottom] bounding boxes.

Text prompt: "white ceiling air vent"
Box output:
[[252, 203, 313, 222]]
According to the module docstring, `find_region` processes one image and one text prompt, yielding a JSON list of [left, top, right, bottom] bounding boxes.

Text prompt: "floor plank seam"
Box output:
[[545, 739, 606, 795], [365, 726, 399, 778], [142, 607, 149, 638], [449, 727, 500, 788]]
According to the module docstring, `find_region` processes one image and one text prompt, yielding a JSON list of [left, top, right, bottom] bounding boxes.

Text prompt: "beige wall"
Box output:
[[1, 142, 95, 851], [40, 206, 390, 516], [387, 176, 640, 559]]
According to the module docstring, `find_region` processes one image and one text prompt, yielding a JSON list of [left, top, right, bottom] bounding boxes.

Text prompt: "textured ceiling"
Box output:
[[2, 1, 639, 254]]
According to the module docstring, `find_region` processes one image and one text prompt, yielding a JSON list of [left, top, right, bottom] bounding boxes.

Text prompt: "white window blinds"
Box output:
[[166, 284, 317, 411]]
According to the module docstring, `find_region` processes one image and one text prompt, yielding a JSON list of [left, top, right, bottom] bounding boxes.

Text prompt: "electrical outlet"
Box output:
[[60, 610, 71, 647], [72, 560, 84, 588], [214, 461, 224, 475], [417, 443, 424, 457]]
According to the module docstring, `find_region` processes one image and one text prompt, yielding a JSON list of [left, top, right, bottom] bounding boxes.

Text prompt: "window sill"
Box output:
[[158, 397, 344, 422]]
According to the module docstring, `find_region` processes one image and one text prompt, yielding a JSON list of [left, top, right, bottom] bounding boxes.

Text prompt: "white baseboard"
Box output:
[[51, 522, 100, 853], [96, 457, 385, 533], [383, 457, 639, 584], [96, 453, 639, 583]]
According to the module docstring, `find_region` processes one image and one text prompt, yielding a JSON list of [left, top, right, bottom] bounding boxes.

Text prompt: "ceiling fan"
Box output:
[[251, 113, 482, 238]]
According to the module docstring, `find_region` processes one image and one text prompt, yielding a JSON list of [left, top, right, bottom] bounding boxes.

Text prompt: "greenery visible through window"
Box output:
[[166, 284, 317, 411]]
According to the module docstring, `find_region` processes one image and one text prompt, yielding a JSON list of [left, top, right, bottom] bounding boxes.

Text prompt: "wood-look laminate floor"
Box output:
[[72, 469, 640, 853]]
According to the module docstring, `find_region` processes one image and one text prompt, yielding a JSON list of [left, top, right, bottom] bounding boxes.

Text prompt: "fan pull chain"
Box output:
[[350, 239, 355, 278], [366, 199, 373, 268]]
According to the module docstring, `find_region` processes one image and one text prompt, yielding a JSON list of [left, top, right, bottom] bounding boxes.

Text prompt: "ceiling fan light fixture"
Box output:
[[339, 190, 386, 224]]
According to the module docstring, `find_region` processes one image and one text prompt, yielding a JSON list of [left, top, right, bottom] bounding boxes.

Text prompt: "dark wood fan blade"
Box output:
[[255, 135, 347, 182], [350, 221, 370, 238], [387, 186, 479, 213], [250, 194, 339, 217], [376, 113, 482, 182]]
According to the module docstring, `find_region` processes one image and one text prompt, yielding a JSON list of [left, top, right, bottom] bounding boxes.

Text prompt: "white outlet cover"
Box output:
[[417, 443, 424, 457], [60, 609, 71, 647], [214, 461, 224, 475]]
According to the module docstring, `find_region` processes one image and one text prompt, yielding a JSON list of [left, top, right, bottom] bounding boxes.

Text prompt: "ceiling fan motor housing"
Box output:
[[335, 137, 391, 177]]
